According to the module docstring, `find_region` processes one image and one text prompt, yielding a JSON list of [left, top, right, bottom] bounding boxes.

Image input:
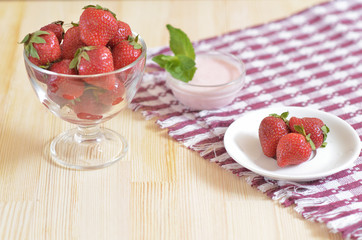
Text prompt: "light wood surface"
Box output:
[[0, 1, 343, 239]]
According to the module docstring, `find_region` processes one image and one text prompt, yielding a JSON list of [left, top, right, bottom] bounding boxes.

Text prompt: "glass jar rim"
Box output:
[[23, 31, 147, 78]]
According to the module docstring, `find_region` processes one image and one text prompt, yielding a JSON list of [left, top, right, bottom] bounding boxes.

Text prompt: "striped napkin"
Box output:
[[130, 0, 362, 239]]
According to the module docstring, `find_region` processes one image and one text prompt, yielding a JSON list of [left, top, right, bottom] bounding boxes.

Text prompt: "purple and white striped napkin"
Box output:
[[131, 0, 362, 238]]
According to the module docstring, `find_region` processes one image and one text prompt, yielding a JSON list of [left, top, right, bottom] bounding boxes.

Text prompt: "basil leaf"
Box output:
[[167, 24, 195, 60]]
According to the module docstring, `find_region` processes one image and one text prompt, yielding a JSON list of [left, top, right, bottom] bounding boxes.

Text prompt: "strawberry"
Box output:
[[289, 117, 329, 148], [258, 111, 290, 158], [61, 23, 86, 59], [276, 132, 313, 167], [47, 86, 70, 108], [48, 59, 84, 100], [108, 20, 132, 48], [97, 78, 125, 106], [70, 46, 116, 90], [21, 30, 61, 66], [276, 125, 315, 167], [112, 35, 142, 70], [73, 90, 109, 120], [40, 21, 64, 43], [79, 4, 118, 46]]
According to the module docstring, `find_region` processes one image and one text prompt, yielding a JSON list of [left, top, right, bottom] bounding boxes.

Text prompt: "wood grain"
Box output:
[[0, 1, 343, 239]]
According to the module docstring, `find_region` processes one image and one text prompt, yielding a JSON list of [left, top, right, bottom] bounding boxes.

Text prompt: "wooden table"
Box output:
[[0, 1, 343, 239]]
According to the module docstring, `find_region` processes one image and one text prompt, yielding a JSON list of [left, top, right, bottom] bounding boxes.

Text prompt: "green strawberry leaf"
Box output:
[[29, 46, 39, 59], [128, 35, 142, 50], [294, 125, 316, 151], [69, 57, 79, 70], [320, 124, 330, 148], [152, 24, 197, 82], [83, 4, 96, 9], [20, 31, 50, 59], [70, 47, 93, 70], [305, 133, 316, 151], [280, 111, 289, 120], [294, 125, 306, 135], [321, 124, 329, 140], [269, 111, 289, 124], [33, 30, 50, 37], [31, 37, 46, 44], [71, 21, 79, 27], [83, 4, 117, 19], [20, 33, 30, 44]]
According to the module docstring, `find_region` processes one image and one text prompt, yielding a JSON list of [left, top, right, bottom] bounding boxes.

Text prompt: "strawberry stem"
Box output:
[[71, 21, 79, 27], [269, 111, 289, 124], [82, 4, 117, 19], [294, 125, 316, 150], [70, 46, 96, 70], [52, 20, 64, 26], [127, 35, 142, 50]]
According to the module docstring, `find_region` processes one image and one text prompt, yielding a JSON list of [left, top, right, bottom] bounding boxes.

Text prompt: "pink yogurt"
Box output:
[[166, 52, 245, 110]]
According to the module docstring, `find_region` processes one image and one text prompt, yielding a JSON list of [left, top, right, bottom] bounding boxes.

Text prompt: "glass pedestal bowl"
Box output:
[[23, 35, 146, 170]]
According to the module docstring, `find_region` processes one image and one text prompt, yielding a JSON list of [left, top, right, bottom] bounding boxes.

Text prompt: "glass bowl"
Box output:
[[166, 51, 245, 110], [23, 34, 147, 170]]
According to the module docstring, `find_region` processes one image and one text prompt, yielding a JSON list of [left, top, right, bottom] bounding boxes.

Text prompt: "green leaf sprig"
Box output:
[[152, 24, 197, 83]]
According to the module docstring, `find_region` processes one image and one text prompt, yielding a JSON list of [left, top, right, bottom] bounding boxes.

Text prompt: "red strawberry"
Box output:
[[21, 30, 61, 66], [289, 117, 329, 148], [79, 4, 118, 46], [258, 112, 290, 158], [48, 59, 84, 100], [70, 46, 116, 90], [61, 24, 86, 59], [98, 79, 125, 106], [73, 90, 109, 120], [47, 86, 70, 108], [108, 20, 132, 48], [40, 21, 64, 43], [276, 132, 313, 167], [112, 35, 142, 70]]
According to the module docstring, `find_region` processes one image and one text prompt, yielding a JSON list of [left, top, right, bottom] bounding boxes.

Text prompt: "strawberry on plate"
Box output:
[[289, 116, 329, 148], [79, 4, 118, 46], [112, 35, 142, 70], [40, 20, 64, 43], [108, 20, 132, 48], [258, 111, 290, 158], [61, 23, 86, 59], [276, 132, 313, 167], [21, 30, 61, 66], [276, 125, 315, 167], [70, 46, 116, 90], [48, 59, 84, 100]]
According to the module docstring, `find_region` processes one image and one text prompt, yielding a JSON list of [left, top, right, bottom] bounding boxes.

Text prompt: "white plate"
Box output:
[[224, 106, 361, 182]]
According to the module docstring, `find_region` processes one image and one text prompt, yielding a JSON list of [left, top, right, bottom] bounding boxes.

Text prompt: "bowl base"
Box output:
[[50, 126, 128, 170]]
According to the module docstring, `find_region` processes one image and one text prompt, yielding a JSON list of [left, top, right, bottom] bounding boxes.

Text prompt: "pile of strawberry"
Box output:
[[258, 112, 330, 167], [21, 4, 143, 120]]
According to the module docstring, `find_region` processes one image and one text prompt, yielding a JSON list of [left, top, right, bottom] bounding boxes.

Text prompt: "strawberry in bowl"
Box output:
[[21, 4, 147, 170]]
